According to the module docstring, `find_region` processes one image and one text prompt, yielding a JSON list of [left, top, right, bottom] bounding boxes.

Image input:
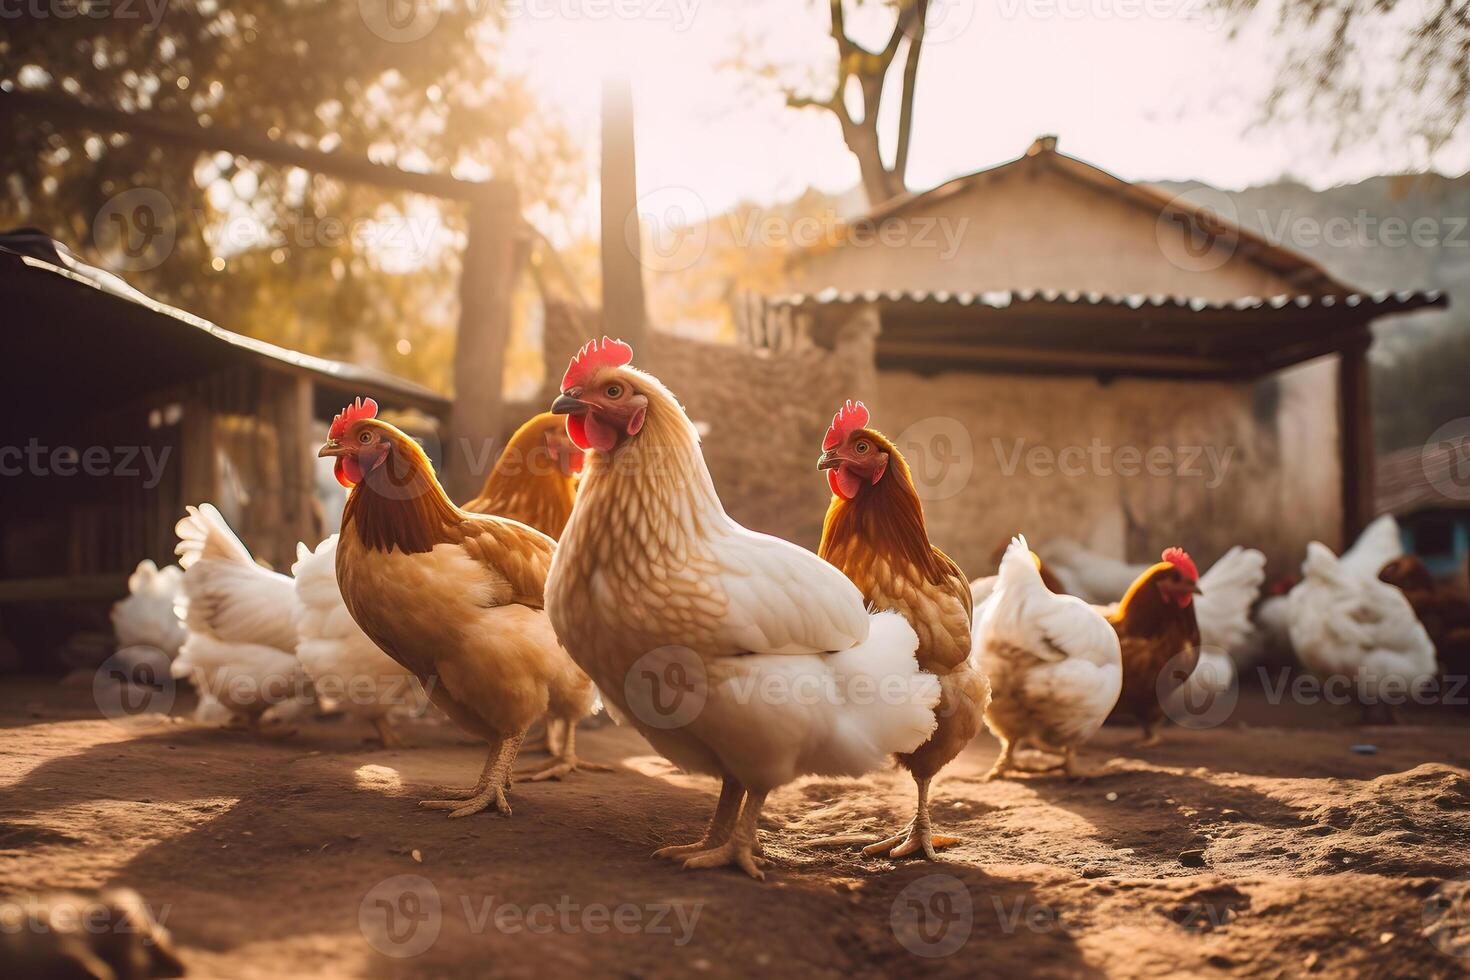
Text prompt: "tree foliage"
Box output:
[[1220, 0, 1469, 156], [0, 1, 583, 393]]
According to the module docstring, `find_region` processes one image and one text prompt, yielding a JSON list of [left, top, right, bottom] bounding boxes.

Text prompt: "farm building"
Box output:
[[753, 136, 1447, 577], [0, 231, 448, 665], [1377, 438, 1470, 585]]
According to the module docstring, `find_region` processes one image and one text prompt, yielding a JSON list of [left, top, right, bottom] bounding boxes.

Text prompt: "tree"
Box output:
[[1220, 0, 1469, 155], [750, 0, 933, 206], [0, 1, 583, 393]]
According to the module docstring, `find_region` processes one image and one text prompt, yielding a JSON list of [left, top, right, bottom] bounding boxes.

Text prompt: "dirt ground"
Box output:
[[2, 676, 1469, 980]]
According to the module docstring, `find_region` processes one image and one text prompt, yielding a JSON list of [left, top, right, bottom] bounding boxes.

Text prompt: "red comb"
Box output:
[[823, 399, 870, 450], [1162, 547, 1199, 581], [329, 397, 378, 440], [562, 336, 634, 393]]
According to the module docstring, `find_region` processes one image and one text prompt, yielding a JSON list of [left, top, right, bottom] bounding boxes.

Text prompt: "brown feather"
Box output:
[[461, 412, 578, 539]]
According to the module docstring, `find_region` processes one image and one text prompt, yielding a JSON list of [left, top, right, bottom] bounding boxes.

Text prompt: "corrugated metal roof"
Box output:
[[1, 241, 448, 409], [767, 286, 1446, 315]]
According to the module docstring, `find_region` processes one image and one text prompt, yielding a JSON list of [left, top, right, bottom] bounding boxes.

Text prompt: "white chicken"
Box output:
[[1288, 540, 1435, 723], [1255, 514, 1404, 662], [292, 535, 421, 746], [110, 559, 186, 662], [973, 536, 1122, 779], [172, 504, 313, 730], [543, 337, 941, 879]]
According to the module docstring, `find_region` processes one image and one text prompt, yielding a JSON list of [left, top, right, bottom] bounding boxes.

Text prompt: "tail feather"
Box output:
[[175, 504, 255, 570], [1196, 546, 1266, 654]]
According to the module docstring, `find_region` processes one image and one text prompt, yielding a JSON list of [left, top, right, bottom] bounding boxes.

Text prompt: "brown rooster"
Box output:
[[817, 400, 984, 860], [322, 398, 606, 819], [1105, 548, 1202, 745], [461, 411, 583, 539], [1380, 555, 1470, 684]]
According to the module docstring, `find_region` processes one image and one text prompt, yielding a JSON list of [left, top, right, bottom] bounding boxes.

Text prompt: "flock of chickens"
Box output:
[[105, 337, 1458, 880]]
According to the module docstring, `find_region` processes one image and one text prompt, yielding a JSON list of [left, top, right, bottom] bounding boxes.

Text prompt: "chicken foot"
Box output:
[[513, 721, 614, 781], [679, 789, 769, 880], [862, 777, 959, 861], [372, 716, 404, 749], [653, 776, 744, 860], [420, 732, 525, 818]]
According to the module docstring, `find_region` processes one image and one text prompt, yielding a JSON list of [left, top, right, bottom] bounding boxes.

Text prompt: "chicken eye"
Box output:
[[855, 441, 869, 454], [358, 431, 373, 445], [605, 384, 623, 399]]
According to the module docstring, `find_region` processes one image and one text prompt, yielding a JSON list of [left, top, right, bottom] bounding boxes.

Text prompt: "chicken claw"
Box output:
[[512, 723, 612, 781], [862, 778, 960, 861], [420, 732, 523, 818], [677, 790, 768, 880], [653, 777, 743, 859]]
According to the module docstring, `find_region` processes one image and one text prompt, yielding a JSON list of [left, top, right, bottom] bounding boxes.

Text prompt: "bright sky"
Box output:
[[503, 0, 1469, 239]]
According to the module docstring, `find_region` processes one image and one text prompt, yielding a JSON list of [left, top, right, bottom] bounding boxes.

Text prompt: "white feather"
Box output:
[[1194, 546, 1266, 655]]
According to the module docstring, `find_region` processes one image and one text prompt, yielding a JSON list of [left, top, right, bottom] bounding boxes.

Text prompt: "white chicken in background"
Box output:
[[172, 504, 313, 730], [543, 338, 941, 879], [292, 535, 421, 746], [110, 559, 186, 662], [1254, 514, 1404, 663], [1036, 538, 1148, 604], [1288, 540, 1435, 723], [974, 536, 1122, 779]]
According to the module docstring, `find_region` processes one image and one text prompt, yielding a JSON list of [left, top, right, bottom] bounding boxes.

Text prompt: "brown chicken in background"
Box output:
[[1380, 555, 1470, 684], [461, 411, 583, 539], [322, 398, 606, 819], [1104, 548, 1202, 745], [817, 401, 985, 860]]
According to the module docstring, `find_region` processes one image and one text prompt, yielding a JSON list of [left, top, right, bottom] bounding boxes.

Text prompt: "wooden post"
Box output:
[[1338, 329, 1375, 546], [265, 374, 318, 567], [445, 188, 524, 502], [599, 74, 647, 351]]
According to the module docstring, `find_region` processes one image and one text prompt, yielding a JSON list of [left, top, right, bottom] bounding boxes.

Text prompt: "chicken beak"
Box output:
[[1191, 582, 1204, 595], [318, 439, 348, 458], [817, 449, 840, 471], [551, 394, 590, 416]]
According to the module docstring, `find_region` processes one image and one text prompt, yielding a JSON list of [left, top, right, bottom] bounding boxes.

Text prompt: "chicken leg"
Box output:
[[372, 716, 403, 749], [513, 719, 614, 781], [653, 776, 744, 860], [420, 732, 525, 818], [863, 777, 959, 861], [679, 789, 768, 880]]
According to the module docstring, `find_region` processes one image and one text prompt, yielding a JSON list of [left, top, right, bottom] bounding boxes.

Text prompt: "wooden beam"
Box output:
[[1, 89, 515, 205], [598, 75, 647, 350], [876, 337, 1245, 378], [264, 374, 319, 568], [443, 193, 525, 501], [1338, 331, 1376, 545]]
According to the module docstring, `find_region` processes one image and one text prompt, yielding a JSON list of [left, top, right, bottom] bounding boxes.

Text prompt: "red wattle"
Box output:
[[566, 415, 591, 451], [829, 466, 861, 500], [581, 413, 619, 453], [334, 457, 364, 488]]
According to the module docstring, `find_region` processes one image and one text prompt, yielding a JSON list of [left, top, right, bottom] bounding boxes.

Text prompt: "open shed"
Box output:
[[0, 234, 448, 626]]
